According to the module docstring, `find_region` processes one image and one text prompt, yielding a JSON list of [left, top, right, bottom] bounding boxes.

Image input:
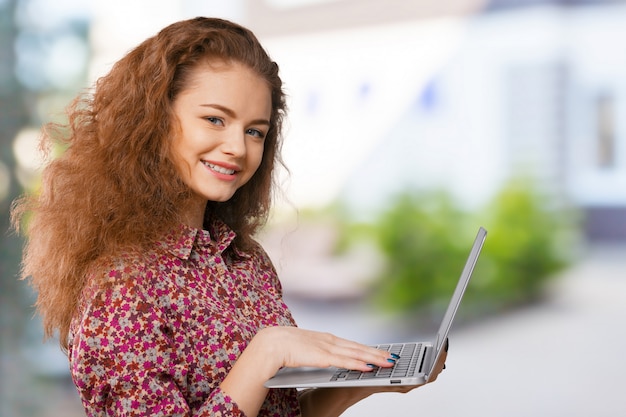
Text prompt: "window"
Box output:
[[595, 92, 616, 169]]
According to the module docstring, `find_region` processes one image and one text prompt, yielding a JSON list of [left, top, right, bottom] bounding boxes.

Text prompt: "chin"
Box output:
[[207, 193, 236, 203]]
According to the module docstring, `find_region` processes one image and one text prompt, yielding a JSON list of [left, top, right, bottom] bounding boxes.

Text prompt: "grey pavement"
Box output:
[[285, 244, 626, 417]]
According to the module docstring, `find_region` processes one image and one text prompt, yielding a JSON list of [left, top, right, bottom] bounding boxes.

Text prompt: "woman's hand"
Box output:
[[299, 339, 449, 417], [219, 326, 396, 417], [254, 326, 397, 373], [343, 338, 448, 396]]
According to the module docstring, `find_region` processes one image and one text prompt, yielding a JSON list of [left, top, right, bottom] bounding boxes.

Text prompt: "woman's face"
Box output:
[[171, 60, 272, 208]]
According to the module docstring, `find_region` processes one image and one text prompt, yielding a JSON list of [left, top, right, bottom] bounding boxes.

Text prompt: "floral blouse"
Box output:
[[69, 219, 301, 416]]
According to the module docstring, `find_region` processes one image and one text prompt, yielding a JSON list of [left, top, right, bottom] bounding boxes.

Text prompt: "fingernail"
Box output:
[[367, 363, 376, 368], [390, 353, 401, 360], [387, 358, 396, 363]]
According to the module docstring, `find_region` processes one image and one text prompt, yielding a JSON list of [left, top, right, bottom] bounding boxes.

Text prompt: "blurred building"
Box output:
[[242, 0, 626, 242]]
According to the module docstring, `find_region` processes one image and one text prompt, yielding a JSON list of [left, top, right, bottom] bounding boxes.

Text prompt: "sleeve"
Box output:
[[69, 276, 247, 417]]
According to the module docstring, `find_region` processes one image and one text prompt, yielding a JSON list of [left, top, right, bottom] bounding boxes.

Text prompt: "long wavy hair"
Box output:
[[11, 17, 287, 350]]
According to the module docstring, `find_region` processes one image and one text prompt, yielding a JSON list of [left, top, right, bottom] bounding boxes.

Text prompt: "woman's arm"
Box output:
[[219, 326, 397, 417]]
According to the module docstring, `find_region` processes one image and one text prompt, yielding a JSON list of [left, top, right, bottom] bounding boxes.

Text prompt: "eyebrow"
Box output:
[[200, 103, 271, 126]]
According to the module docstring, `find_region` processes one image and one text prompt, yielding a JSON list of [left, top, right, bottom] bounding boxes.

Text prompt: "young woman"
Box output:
[[12, 17, 446, 416]]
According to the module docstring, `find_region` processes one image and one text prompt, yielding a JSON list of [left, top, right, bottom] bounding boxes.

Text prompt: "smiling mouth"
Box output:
[[203, 161, 236, 175]]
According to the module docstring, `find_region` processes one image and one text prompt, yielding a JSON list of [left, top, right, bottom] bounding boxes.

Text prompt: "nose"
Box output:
[[221, 128, 246, 157]]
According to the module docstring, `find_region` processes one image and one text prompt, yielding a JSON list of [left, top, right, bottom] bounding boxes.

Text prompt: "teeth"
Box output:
[[204, 162, 235, 175]]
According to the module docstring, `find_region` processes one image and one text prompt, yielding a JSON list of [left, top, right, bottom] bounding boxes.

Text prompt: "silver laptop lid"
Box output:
[[427, 227, 487, 379]]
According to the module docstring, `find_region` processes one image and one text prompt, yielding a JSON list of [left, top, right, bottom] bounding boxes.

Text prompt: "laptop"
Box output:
[[265, 227, 487, 388]]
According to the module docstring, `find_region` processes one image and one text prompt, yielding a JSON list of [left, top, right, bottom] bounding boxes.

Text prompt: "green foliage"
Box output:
[[472, 179, 578, 309], [363, 191, 472, 312], [337, 180, 579, 318]]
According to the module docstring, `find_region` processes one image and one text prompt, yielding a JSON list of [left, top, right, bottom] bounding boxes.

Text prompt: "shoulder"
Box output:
[[71, 250, 167, 341], [95, 250, 153, 282], [247, 238, 275, 266], [81, 250, 160, 307], [233, 237, 277, 276]]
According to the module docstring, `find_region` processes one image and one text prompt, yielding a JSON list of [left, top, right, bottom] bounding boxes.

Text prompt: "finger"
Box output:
[[342, 345, 396, 368], [322, 344, 395, 371], [315, 336, 396, 371], [319, 334, 395, 361]]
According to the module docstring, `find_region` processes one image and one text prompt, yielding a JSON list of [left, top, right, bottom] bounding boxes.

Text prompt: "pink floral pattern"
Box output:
[[69, 219, 301, 416]]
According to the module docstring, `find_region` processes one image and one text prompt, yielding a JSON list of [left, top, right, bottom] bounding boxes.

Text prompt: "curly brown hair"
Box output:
[[11, 17, 287, 350]]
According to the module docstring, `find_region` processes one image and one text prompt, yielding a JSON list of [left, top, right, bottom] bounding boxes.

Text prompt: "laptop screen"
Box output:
[[428, 227, 487, 378]]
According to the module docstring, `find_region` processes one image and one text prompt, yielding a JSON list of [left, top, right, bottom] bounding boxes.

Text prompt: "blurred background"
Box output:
[[1, 0, 625, 416]]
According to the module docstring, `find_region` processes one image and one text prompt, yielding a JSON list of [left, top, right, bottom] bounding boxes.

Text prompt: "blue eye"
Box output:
[[246, 128, 266, 139], [205, 117, 224, 126]]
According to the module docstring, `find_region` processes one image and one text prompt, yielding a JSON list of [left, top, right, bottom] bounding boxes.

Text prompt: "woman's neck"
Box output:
[[181, 198, 207, 229]]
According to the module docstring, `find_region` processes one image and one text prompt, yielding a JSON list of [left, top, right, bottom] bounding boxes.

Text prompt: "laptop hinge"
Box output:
[[418, 346, 429, 374]]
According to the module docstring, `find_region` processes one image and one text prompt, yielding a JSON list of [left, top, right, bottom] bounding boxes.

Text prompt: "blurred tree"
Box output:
[[1, 0, 90, 414], [334, 180, 578, 329], [0, 0, 31, 413]]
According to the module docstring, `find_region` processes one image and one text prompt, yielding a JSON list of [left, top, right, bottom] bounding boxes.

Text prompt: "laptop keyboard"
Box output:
[[330, 343, 423, 381]]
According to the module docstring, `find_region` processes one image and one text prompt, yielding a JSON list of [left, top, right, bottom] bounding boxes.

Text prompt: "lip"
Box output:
[[202, 160, 240, 180], [204, 160, 240, 171]]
